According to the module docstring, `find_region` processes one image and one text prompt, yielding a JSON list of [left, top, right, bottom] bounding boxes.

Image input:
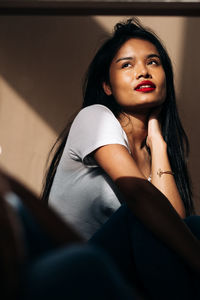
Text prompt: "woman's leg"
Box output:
[[129, 212, 198, 300], [89, 204, 200, 300], [19, 245, 136, 300], [11, 198, 136, 300], [89, 205, 148, 298]]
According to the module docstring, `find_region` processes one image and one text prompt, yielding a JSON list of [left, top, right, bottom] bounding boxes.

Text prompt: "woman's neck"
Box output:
[[118, 111, 151, 179], [118, 112, 148, 150]]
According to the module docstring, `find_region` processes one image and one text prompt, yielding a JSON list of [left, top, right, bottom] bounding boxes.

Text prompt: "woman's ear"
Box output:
[[102, 82, 112, 96]]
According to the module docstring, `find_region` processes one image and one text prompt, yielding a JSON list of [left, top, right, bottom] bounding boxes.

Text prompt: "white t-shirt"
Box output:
[[49, 104, 131, 240]]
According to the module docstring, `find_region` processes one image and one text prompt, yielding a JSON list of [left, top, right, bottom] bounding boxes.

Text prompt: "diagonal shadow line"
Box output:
[[0, 16, 109, 133]]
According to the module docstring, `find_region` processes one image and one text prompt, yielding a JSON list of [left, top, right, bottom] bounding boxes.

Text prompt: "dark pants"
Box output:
[[20, 245, 135, 300], [89, 204, 200, 300], [16, 200, 200, 300], [17, 202, 136, 300]]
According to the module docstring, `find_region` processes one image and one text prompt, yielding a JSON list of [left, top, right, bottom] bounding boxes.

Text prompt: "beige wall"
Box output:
[[0, 16, 200, 211]]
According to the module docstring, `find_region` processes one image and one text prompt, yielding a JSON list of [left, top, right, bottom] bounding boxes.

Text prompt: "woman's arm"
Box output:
[[147, 112, 186, 218], [94, 144, 200, 273]]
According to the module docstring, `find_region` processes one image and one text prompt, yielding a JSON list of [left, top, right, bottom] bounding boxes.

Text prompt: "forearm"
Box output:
[[150, 138, 186, 218]]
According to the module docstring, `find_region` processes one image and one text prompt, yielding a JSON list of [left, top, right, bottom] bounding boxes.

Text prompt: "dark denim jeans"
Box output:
[[20, 244, 135, 300], [16, 200, 136, 300], [15, 197, 200, 300], [90, 204, 200, 300]]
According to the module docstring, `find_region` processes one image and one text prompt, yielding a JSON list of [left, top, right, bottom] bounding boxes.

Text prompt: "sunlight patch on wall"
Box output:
[[0, 76, 57, 194]]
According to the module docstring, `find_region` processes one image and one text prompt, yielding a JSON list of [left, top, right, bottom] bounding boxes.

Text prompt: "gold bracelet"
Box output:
[[157, 168, 174, 177]]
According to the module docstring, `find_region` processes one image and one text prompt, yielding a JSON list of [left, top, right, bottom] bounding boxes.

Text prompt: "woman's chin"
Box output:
[[122, 100, 164, 114]]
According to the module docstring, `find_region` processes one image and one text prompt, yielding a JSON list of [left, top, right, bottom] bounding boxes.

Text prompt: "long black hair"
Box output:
[[41, 18, 194, 216]]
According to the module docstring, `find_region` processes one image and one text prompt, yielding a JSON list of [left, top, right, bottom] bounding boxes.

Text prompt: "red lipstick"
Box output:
[[135, 80, 156, 92]]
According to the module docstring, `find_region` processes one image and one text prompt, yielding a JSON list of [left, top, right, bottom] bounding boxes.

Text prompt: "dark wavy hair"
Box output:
[[41, 18, 194, 216]]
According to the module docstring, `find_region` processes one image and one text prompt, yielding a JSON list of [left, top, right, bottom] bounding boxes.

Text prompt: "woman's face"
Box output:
[[103, 38, 166, 112]]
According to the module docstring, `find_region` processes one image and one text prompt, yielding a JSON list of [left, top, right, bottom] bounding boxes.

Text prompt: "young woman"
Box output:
[[42, 18, 200, 298]]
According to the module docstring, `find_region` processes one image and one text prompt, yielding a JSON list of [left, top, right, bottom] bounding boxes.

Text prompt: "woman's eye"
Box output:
[[148, 60, 159, 66], [122, 62, 131, 68]]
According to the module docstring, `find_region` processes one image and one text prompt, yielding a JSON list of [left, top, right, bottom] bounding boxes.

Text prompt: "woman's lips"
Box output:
[[135, 80, 156, 93], [136, 86, 155, 92]]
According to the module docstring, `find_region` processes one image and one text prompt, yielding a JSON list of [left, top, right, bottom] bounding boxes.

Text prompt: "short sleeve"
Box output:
[[67, 104, 130, 165]]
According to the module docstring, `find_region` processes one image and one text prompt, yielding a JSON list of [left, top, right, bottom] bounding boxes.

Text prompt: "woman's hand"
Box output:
[[146, 106, 166, 151]]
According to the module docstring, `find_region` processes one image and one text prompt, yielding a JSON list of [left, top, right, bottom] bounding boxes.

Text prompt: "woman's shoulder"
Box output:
[[78, 104, 114, 117], [71, 104, 117, 128], [67, 104, 130, 161]]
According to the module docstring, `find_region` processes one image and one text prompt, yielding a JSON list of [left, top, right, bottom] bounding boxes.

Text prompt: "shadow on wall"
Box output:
[[0, 16, 109, 133], [177, 17, 200, 212]]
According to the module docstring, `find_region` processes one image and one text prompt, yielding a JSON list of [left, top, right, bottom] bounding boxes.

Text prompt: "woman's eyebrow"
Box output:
[[147, 54, 161, 59], [115, 56, 133, 63], [115, 53, 160, 64]]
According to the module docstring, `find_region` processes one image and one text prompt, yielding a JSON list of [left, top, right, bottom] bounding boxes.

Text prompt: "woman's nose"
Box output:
[[135, 63, 151, 79]]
